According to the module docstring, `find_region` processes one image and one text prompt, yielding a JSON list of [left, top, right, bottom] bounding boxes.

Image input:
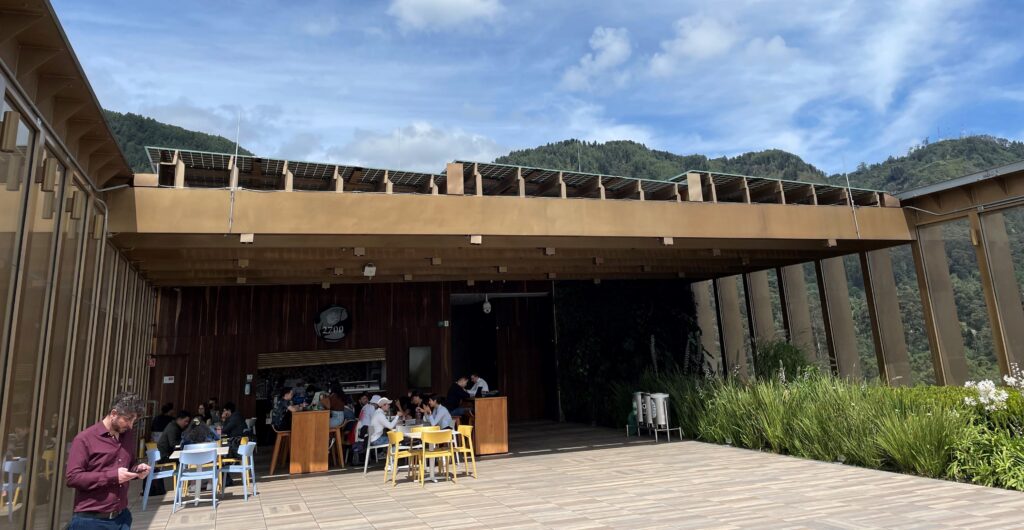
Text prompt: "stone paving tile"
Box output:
[[124, 421, 1024, 529]]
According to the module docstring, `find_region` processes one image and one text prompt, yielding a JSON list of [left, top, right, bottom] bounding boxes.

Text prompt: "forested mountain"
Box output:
[[103, 110, 1023, 386], [103, 110, 252, 173], [497, 140, 828, 183]]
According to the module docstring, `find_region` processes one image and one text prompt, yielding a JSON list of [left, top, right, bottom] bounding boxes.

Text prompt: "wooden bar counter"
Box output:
[[290, 410, 329, 474], [470, 396, 508, 455]]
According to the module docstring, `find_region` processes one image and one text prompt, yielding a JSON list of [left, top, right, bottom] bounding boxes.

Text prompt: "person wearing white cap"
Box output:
[[367, 397, 405, 447]]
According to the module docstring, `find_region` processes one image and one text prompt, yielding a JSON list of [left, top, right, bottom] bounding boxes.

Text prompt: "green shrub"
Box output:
[[875, 404, 964, 478], [752, 339, 810, 381]]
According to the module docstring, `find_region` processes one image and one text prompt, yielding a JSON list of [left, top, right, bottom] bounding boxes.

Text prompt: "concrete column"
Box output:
[[691, 280, 721, 375], [173, 158, 185, 188], [911, 224, 969, 385], [974, 212, 1024, 376], [445, 162, 464, 195], [714, 276, 748, 380], [743, 270, 776, 344], [777, 265, 816, 362], [815, 257, 861, 379], [860, 250, 912, 385]]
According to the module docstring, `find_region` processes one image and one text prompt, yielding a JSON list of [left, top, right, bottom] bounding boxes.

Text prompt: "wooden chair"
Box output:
[[329, 427, 345, 468], [453, 425, 477, 478], [269, 428, 290, 475]]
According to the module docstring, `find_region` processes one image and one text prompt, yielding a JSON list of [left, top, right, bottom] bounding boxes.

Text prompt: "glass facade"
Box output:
[[0, 84, 154, 529]]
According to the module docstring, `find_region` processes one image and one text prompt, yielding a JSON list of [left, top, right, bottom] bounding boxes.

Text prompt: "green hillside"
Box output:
[[103, 109, 253, 173], [497, 140, 828, 183]]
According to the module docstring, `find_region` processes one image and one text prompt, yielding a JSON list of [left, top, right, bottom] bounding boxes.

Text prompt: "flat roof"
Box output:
[[897, 159, 1024, 200]]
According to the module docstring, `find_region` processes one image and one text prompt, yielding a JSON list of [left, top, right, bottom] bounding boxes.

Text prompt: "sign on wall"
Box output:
[[315, 305, 350, 342], [163, 376, 174, 384]]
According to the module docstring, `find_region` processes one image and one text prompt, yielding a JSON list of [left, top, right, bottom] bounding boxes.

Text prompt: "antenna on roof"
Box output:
[[841, 155, 861, 239], [233, 107, 242, 158]]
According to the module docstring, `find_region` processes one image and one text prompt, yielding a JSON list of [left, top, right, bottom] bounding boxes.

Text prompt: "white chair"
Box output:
[[220, 442, 258, 501], [173, 449, 218, 512], [362, 432, 390, 475], [2, 458, 26, 522], [142, 449, 176, 510]]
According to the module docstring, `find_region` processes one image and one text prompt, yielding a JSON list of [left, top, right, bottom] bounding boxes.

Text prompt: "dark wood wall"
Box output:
[[149, 281, 555, 421]]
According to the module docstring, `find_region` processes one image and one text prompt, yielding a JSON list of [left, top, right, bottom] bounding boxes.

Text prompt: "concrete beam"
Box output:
[[815, 257, 861, 379], [777, 265, 817, 363], [911, 224, 969, 385], [715, 276, 748, 380], [743, 270, 777, 345], [973, 211, 1024, 376], [692, 280, 720, 375], [860, 249, 912, 385]]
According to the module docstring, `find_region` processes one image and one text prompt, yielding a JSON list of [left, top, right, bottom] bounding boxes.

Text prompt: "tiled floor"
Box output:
[[132, 422, 1024, 529]]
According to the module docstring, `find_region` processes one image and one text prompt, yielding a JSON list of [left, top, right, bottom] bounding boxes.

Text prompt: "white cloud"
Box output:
[[387, 0, 504, 31], [562, 102, 652, 145], [650, 16, 737, 77], [560, 27, 631, 92], [300, 16, 340, 37], [327, 122, 505, 172]]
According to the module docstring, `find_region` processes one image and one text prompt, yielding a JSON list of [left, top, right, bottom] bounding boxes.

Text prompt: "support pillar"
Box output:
[[777, 265, 817, 363], [860, 250, 912, 385], [973, 212, 1024, 376], [815, 257, 861, 379], [743, 270, 776, 344], [912, 224, 969, 385], [714, 276, 747, 380], [691, 280, 721, 375]]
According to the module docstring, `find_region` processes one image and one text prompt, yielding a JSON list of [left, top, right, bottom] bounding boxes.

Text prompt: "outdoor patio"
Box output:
[[130, 422, 1024, 529]]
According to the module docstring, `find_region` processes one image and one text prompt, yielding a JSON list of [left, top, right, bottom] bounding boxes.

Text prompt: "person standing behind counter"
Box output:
[[468, 373, 489, 396]]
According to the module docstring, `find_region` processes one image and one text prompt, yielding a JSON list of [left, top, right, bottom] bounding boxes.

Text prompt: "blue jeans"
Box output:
[[450, 407, 467, 418], [370, 435, 388, 447], [69, 509, 132, 529]]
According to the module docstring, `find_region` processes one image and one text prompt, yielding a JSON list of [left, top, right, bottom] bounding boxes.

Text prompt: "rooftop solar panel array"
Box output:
[[145, 147, 890, 207]]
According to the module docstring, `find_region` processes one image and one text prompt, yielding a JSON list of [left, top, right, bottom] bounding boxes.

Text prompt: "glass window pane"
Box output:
[[0, 102, 32, 371], [55, 201, 100, 523], [31, 172, 82, 526], [0, 124, 51, 530], [88, 246, 115, 419]]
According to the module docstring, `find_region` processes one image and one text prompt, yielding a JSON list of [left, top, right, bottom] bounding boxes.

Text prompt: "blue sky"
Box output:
[[54, 0, 1024, 174]]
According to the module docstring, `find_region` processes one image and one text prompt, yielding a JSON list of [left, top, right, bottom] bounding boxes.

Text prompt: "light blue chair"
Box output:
[[220, 442, 258, 501], [141, 449, 176, 510], [2, 458, 25, 522], [173, 448, 218, 512]]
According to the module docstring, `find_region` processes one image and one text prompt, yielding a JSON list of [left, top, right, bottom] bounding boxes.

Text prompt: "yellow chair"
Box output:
[[417, 430, 457, 486], [145, 442, 158, 450], [41, 449, 56, 480], [384, 431, 417, 487], [454, 425, 477, 478]]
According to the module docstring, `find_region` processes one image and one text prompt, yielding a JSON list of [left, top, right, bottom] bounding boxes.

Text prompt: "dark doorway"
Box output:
[[451, 301, 498, 387]]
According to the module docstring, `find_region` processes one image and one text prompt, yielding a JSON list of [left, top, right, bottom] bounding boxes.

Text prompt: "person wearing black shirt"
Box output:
[[150, 403, 174, 437], [220, 402, 245, 439], [150, 411, 190, 496], [446, 376, 472, 418]]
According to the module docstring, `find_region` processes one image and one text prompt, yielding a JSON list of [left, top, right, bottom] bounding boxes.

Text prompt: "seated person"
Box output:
[[182, 418, 219, 447], [404, 393, 424, 420], [367, 397, 405, 447], [446, 376, 472, 417], [150, 403, 175, 438], [220, 402, 245, 440], [468, 373, 490, 396], [272, 388, 304, 431], [420, 395, 453, 429], [157, 411, 192, 461]]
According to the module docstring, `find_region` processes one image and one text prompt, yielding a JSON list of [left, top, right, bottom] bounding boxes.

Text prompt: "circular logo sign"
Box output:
[[315, 305, 349, 342]]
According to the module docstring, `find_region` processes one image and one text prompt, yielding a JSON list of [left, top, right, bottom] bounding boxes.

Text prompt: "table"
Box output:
[[168, 446, 229, 460], [291, 410, 330, 474], [395, 425, 455, 482]]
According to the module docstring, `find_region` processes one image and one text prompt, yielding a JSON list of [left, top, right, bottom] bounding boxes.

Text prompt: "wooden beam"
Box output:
[[0, 10, 44, 46]]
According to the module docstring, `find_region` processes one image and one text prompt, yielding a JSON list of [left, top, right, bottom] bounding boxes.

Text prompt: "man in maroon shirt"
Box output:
[[65, 392, 150, 529]]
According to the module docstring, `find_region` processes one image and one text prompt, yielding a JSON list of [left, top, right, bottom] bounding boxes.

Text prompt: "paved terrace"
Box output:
[[133, 422, 1024, 529]]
